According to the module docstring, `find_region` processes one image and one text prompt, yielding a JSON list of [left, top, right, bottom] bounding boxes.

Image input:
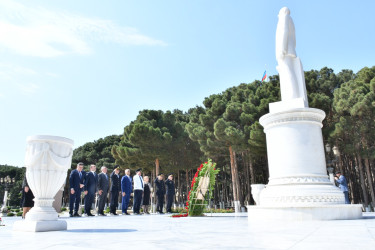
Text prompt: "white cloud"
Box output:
[[0, 0, 167, 58], [0, 63, 40, 96], [17, 83, 40, 95]]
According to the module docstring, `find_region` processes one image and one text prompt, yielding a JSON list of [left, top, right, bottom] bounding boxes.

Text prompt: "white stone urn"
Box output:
[[251, 184, 265, 205], [13, 135, 73, 232]]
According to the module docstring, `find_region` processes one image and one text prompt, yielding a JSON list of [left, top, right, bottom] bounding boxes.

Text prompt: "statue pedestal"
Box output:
[[13, 135, 73, 232], [248, 108, 362, 220]]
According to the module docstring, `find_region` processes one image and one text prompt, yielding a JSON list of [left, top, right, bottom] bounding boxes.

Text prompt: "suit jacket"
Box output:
[[165, 179, 175, 196], [121, 175, 132, 193], [154, 178, 166, 196], [97, 172, 109, 193], [336, 175, 349, 192], [110, 172, 121, 192], [69, 169, 85, 192], [84, 171, 98, 194]]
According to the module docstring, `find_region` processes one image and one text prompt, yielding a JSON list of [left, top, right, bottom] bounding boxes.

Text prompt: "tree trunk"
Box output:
[[177, 169, 181, 203], [356, 151, 369, 208], [364, 157, 375, 208], [229, 145, 241, 212], [155, 158, 160, 177], [185, 169, 189, 195]]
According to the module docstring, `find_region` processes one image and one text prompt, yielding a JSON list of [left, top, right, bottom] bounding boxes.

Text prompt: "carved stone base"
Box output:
[[24, 206, 59, 221], [13, 220, 67, 232], [247, 204, 363, 221], [260, 184, 345, 206]]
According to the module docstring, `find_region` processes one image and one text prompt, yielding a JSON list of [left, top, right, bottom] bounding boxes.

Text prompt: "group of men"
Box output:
[[69, 162, 175, 217]]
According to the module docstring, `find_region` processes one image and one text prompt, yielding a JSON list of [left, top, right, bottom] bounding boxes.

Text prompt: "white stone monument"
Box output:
[[247, 7, 362, 220], [13, 135, 74, 231]]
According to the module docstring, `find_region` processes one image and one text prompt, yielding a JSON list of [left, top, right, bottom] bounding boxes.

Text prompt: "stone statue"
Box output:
[[276, 7, 308, 107]]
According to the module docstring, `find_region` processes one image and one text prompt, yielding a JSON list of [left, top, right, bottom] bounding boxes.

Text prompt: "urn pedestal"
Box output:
[[13, 135, 74, 232], [247, 108, 362, 220]]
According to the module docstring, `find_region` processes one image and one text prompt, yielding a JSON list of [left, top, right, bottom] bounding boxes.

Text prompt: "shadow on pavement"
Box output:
[[66, 229, 137, 233]]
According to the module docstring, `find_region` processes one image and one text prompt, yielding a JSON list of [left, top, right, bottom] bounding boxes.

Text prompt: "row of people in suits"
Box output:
[[69, 163, 176, 216], [120, 168, 175, 215], [69, 163, 110, 216]]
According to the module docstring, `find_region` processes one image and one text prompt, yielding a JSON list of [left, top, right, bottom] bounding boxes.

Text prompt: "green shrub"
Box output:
[[7, 212, 15, 217], [61, 207, 67, 212], [104, 207, 110, 214], [16, 212, 23, 216]]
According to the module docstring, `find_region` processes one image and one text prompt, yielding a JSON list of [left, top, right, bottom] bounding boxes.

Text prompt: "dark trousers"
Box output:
[[133, 190, 143, 214], [97, 190, 108, 214], [121, 192, 131, 213], [110, 191, 119, 214], [344, 191, 350, 204], [166, 194, 174, 212], [84, 192, 95, 214], [69, 191, 81, 214], [156, 194, 164, 213]]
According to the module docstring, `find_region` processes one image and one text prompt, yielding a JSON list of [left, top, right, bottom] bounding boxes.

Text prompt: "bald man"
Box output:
[[97, 166, 109, 216]]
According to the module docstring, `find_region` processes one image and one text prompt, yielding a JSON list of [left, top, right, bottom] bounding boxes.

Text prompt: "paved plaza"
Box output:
[[1, 212, 375, 249]]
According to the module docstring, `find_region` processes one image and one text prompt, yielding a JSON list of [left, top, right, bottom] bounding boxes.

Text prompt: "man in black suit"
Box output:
[[110, 166, 121, 215], [165, 174, 175, 213], [84, 164, 98, 216], [97, 166, 109, 216], [69, 162, 85, 217], [154, 173, 166, 214]]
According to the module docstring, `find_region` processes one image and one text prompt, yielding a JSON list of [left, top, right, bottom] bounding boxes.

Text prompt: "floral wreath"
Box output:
[[173, 159, 219, 217]]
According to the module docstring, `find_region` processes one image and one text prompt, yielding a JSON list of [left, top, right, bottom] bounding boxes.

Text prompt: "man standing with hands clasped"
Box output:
[[133, 168, 144, 215], [69, 162, 85, 217], [335, 171, 350, 204], [97, 166, 109, 216], [84, 164, 98, 216], [154, 173, 166, 214], [121, 169, 132, 215], [110, 166, 121, 215]]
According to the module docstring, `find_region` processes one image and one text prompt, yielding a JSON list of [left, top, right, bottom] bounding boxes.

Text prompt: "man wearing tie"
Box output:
[[97, 166, 109, 216], [84, 164, 98, 216], [110, 166, 121, 215], [121, 169, 132, 215], [69, 162, 85, 217], [133, 168, 144, 215]]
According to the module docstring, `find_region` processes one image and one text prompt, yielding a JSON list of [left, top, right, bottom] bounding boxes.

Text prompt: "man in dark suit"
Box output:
[[110, 166, 121, 215], [154, 173, 166, 214], [84, 164, 98, 216], [69, 162, 85, 217], [121, 169, 132, 215], [165, 174, 175, 213], [97, 166, 109, 216]]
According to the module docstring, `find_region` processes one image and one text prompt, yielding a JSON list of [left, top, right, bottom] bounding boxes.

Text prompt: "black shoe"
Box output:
[[87, 213, 95, 217], [110, 213, 118, 216], [73, 213, 81, 217], [69, 213, 74, 217]]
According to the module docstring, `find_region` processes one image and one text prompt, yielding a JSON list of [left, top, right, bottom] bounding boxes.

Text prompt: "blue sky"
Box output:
[[1, 0, 374, 167]]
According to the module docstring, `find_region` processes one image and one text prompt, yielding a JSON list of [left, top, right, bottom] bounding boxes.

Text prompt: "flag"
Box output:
[[261, 70, 267, 82]]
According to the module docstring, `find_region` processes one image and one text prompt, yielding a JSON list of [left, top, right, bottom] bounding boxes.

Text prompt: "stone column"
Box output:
[[258, 108, 345, 206]]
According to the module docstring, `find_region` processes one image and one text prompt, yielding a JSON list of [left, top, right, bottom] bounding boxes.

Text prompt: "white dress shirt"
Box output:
[[133, 174, 144, 190]]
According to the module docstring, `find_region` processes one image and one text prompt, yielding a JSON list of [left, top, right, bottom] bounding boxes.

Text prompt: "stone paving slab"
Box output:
[[1, 212, 374, 249]]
